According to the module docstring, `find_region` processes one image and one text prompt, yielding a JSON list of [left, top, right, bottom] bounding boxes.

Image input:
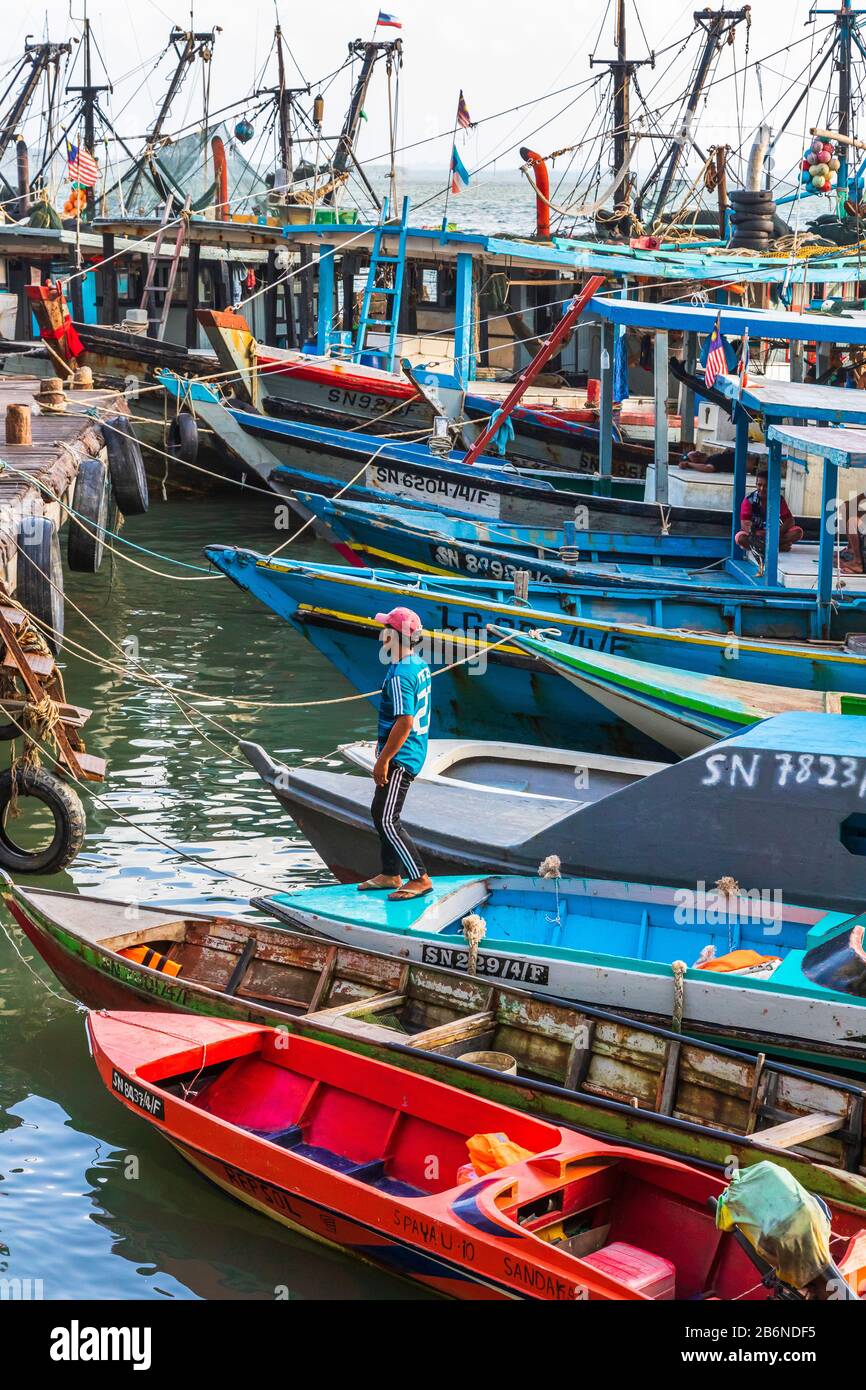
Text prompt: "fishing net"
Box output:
[[108, 121, 270, 219]]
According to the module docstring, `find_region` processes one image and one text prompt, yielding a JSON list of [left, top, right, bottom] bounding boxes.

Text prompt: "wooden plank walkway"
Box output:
[[0, 375, 125, 595]]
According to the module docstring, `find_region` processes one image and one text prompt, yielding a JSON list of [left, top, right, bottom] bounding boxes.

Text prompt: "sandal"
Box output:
[[357, 877, 401, 892], [388, 885, 434, 902]]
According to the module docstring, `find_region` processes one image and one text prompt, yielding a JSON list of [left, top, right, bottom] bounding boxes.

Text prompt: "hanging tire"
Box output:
[[0, 764, 85, 873], [166, 412, 199, 466], [103, 415, 149, 516], [67, 456, 109, 573], [17, 516, 63, 654]]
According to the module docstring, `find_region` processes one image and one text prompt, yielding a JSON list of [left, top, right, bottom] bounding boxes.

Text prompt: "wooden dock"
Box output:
[[0, 374, 125, 596]]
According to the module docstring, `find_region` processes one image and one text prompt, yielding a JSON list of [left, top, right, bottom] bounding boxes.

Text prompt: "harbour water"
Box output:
[[0, 489, 430, 1300]]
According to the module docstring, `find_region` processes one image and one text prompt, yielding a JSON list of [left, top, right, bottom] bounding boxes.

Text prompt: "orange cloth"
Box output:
[[461, 1132, 534, 1180], [697, 949, 781, 974]]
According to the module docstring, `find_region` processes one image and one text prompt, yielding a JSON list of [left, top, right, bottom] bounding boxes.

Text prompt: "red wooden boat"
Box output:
[[88, 1009, 827, 1301]]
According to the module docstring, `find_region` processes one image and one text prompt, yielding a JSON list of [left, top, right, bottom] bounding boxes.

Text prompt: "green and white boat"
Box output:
[[505, 628, 866, 757]]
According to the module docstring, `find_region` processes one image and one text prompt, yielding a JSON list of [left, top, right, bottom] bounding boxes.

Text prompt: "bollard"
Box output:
[[5, 403, 32, 445]]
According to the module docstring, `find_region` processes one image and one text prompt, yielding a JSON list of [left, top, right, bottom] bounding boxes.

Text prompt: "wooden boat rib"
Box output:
[[88, 1009, 856, 1300], [6, 874, 866, 1216]]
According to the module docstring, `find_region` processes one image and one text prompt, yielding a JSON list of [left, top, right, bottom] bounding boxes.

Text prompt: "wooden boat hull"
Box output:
[[196, 308, 659, 477], [86, 1009, 805, 1300], [9, 878, 866, 1217], [263, 873, 866, 1076]]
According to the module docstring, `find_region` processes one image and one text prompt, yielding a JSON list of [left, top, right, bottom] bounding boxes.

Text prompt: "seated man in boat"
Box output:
[[358, 607, 433, 902], [735, 469, 804, 555]]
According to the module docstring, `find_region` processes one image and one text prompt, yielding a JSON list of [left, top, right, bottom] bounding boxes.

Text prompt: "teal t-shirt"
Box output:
[[377, 653, 431, 776]]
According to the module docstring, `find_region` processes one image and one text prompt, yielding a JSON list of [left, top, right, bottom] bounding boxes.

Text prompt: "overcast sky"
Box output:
[[3, 1, 853, 194]]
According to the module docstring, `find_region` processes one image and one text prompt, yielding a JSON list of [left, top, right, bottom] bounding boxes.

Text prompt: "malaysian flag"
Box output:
[[67, 143, 98, 188], [457, 91, 473, 131], [703, 314, 728, 389]]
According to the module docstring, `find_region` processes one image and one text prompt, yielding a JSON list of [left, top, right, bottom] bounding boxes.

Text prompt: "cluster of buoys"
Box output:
[[802, 137, 841, 194], [62, 187, 87, 217]]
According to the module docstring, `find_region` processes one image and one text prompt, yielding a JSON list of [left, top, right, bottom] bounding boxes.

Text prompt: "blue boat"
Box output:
[[240, 419, 866, 644], [294, 491, 731, 578], [260, 869, 866, 1074], [204, 550, 866, 754]]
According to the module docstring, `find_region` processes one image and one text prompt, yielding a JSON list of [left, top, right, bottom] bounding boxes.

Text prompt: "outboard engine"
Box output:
[[716, 1161, 859, 1300]]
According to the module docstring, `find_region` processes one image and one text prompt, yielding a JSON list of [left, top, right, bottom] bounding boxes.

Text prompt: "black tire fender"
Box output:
[[16, 515, 63, 653], [729, 189, 775, 206], [103, 414, 149, 516], [732, 217, 775, 234], [67, 456, 109, 573], [0, 764, 85, 873], [166, 412, 199, 465]]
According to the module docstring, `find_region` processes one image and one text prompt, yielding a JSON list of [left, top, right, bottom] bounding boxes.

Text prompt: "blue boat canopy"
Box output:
[[767, 424, 866, 469], [717, 377, 866, 425], [588, 296, 866, 345]]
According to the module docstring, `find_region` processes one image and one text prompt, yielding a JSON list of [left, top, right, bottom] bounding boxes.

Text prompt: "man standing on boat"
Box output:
[[358, 607, 433, 902], [735, 469, 804, 555]]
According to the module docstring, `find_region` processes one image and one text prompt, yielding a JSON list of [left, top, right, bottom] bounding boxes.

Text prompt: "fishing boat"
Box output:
[[196, 307, 658, 481], [256, 415, 866, 644], [240, 712, 866, 918], [261, 871, 866, 1075], [294, 491, 731, 576], [505, 629, 866, 757], [88, 1009, 861, 1299], [334, 737, 667, 797], [239, 735, 665, 879], [204, 551, 866, 756], [224, 404, 703, 520], [8, 874, 866, 1214]]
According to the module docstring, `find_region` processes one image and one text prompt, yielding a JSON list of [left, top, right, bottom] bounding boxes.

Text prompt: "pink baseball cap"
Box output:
[[375, 606, 422, 637]]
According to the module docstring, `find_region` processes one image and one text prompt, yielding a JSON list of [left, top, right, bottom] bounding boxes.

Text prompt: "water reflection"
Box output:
[[0, 493, 420, 1299]]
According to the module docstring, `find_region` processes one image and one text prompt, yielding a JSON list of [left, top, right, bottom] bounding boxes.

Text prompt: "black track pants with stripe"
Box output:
[[371, 764, 427, 879]]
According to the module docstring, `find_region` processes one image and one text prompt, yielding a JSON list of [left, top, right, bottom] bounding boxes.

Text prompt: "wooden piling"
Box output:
[[5, 404, 32, 446]]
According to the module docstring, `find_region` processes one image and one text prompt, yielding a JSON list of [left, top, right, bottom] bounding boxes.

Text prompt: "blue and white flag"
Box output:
[[450, 144, 470, 194]]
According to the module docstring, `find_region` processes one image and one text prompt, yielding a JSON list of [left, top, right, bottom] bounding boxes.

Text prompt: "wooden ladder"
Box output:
[[0, 608, 105, 782], [140, 195, 191, 340]]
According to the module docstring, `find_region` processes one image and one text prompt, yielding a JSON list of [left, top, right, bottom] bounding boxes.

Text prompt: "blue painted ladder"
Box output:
[[353, 195, 410, 374]]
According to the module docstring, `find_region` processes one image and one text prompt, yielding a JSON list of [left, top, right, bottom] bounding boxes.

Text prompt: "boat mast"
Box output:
[[809, 0, 866, 201], [0, 38, 71, 172], [590, 0, 654, 217], [327, 35, 402, 204], [125, 24, 220, 209], [258, 24, 309, 198], [644, 6, 750, 225], [67, 8, 111, 218]]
